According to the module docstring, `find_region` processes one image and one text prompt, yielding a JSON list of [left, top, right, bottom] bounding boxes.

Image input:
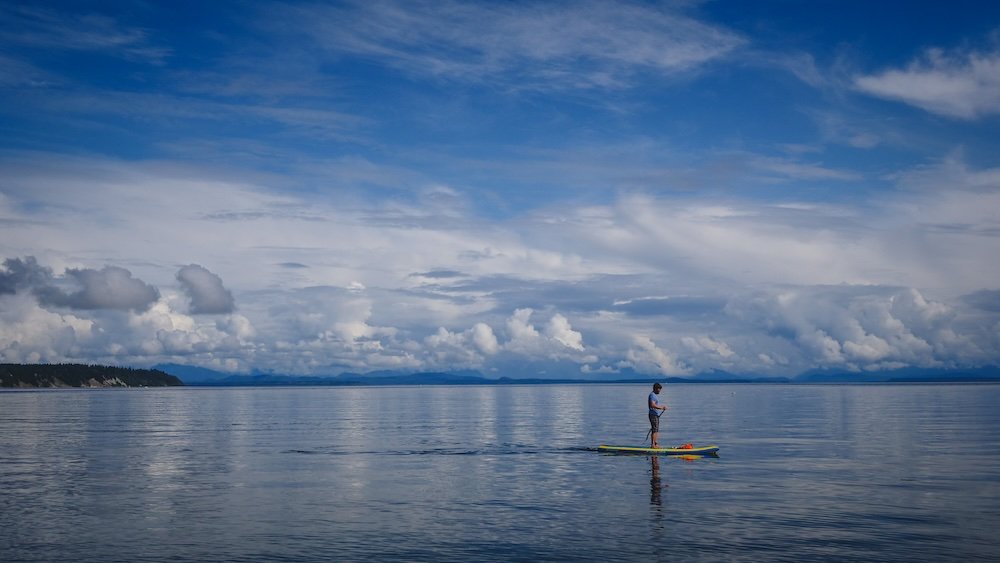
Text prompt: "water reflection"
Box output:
[[3, 384, 999, 562], [647, 454, 669, 549], [649, 455, 665, 506]]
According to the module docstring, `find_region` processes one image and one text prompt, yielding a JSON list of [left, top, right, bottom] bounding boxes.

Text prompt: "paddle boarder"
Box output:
[[648, 383, 667, 448]]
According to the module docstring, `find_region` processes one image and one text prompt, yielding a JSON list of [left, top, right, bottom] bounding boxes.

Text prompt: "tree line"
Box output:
[[0, 363, 183, 388]]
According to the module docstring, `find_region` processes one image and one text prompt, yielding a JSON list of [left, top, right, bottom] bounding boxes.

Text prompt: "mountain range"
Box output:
[[154, 364, 1000, 386]]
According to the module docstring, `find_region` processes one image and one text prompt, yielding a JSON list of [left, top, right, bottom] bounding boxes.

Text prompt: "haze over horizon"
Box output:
[[2, 1, 999, 379]]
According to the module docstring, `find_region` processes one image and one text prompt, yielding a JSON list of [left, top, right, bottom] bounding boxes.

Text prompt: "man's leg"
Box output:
[[649, 414, 660, 448]]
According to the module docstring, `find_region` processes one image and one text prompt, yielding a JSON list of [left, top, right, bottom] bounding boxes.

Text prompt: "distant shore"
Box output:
[[3, 363, 998, 388], [1, 364, 182, 388]]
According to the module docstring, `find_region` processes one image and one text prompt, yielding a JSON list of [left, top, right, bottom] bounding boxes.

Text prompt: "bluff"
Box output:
[[0, 364, 183, 388]]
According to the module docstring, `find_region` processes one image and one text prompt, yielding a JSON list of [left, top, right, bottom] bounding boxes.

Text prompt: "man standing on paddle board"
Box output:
[[648, 383, 667, 448]]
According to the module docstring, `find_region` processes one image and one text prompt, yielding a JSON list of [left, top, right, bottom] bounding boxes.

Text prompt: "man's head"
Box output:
[[653, 383, 662, 393]]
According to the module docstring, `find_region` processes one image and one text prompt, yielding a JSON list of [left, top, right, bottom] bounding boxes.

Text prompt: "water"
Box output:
[[2, 384, 999, 562]]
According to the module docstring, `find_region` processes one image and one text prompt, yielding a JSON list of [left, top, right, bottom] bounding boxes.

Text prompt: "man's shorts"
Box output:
[[648, 413, 660, 432]]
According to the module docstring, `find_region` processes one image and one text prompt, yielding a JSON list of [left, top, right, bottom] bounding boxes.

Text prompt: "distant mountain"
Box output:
[[687, 369, 790, 383], [341, 370, 487, 384], [176, 371, 489, 386], [795, 366, 1000, 383], [154, 364, 492, 386], [154, 363, 231, 383], [1, 364, 182, 388], [154, 363, 1000, 387]]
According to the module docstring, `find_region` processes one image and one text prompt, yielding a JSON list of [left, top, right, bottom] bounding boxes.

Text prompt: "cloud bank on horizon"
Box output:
[[1, 1, 998, 378]]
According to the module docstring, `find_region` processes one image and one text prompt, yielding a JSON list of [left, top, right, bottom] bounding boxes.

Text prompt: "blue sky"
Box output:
[[1, 0, 999, 378]]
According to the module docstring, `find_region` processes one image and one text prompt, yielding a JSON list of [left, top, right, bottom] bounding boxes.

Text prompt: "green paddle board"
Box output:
[[598, 444, 719, 455]]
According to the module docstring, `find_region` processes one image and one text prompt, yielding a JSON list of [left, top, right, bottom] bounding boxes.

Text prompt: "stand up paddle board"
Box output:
[[598, 444, 719, 455]]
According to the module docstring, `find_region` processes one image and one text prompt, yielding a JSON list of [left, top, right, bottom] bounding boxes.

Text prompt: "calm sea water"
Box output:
[[2, 383, 999, 562]]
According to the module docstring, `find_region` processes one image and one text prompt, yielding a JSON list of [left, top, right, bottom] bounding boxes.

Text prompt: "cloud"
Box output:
[[504, 308, 587, 358], [1, 255, 159, 312], [35, 265, 160, 312], [961, 289, 1000, 312], [0, 256, 52, 294], [411, 269, 465, 280], [505, 308, 543, 352], [424, 322, 499, 367], [612, 296, 726, 318], [0, 4, 170, 63], [1, 146, 999, 377], [544, 313, 584, 351], [242, 286, 415, 373], [0, 256, 160, 311], [29, 91, 361, 144], [855, 45, 1000, 119], [3, 256, 999, 376], [0, 278, 255, 368], [176, 264, 235, 314], [758, 51, 826, 88], [624, 335, 691, 376], [127, 300, 253, 356], [0, 291, 95, 364], [751, 156, 860, 181], [471, 322, 500, 355], [893, 152, 1000, 194], [284, 0, 744, 90], [723, 286, 986, 370], [682, 336, 734, 358], [0, 52, 59, 88], [5, 2, 1000, 380]]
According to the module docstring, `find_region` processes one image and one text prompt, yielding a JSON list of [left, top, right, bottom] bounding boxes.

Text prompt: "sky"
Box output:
[[1, 0, 999, 379]]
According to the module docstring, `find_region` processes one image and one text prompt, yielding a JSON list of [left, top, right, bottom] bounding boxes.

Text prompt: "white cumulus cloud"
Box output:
[[682, 336, 734, 358], [624, 335, 691, 376], [544, 313, 585, 351]]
